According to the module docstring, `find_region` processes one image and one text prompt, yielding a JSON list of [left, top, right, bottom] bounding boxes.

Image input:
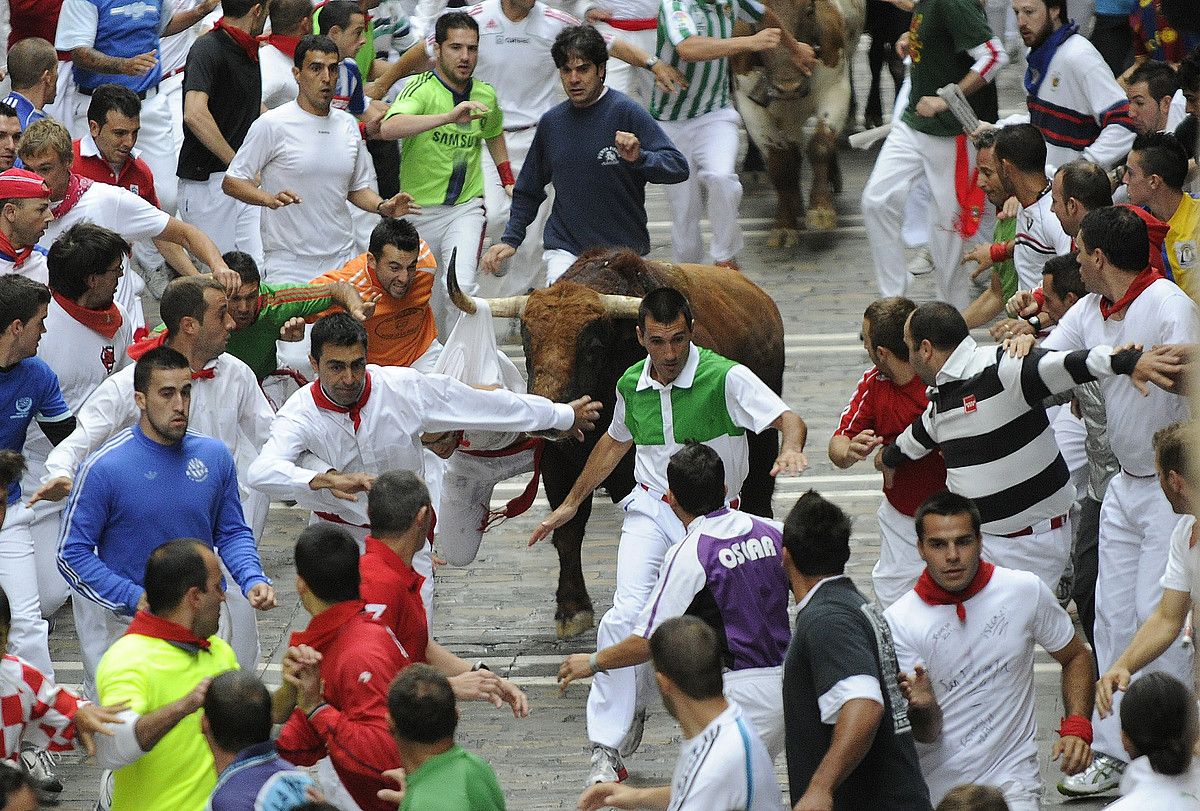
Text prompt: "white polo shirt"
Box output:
[[666, 704, 781, 811]]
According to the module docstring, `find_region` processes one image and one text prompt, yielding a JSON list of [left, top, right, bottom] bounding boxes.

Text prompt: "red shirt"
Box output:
[[9, 0, 63, 48], [71, 138, 161, 209], [836, 367, 947, 516], [275, 600, 410, 811], [360, 536, 429, 662]]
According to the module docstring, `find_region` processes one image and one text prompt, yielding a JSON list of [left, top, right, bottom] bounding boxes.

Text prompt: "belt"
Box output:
[[640, 482, 740, 509], [606, 17, 658, 31], [79, 83, 159, 100], [1120, 467, 1158, 480], [998, 513, 1067, 538], [57, 51, 72, 62], [504, 123, 537, 133], [162, 66, 185, 80], [313, 511, 370, 530]]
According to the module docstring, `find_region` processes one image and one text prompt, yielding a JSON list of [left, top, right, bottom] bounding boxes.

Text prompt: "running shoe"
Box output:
[[1057, 751, 1125, 797], [587, 744, 628, 785]]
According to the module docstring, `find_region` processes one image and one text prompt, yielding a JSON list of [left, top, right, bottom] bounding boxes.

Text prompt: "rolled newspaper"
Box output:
[[936, 83, 981, 135], [849, 123, 892, 150]]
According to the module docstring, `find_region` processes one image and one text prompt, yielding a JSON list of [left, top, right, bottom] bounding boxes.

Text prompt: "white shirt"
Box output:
[[40, 183, 169, 333], [247, 365, 575, 525], [607, 343, 789, 497], [227, 101, 373, 262], [43, 352, 273, 484], [1042, 278, 1198, 475], [885, 566, 1076, 806], [576, 0, 659, 22], [462, 1, 578, 129], [666, 704, 781, 811], [0, 249, 48, 285], [1110, 757, 1200, 809], [1161, 514, 1198, 598], [158, 0, 212, 74], [1014, 185, 1071, 291], [259, 42, 299, 110], [23, 298, 134, 506]]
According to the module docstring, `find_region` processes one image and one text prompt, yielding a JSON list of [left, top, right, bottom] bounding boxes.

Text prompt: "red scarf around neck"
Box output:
[[52, 290, 123, 339], [260, 33, 300, 58], [52, 174, 93, 219], [0, 229, 33, 269], [1099, 265, 1163, 320], [311, 371, 372, 432], [914, 561, 995, 621], [289, 600, 365, 653], [215, 18, 260, 63], [125, 610, 212, 650]]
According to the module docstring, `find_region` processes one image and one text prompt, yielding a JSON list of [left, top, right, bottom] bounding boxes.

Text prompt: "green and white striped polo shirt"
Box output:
[[650, 0, 764, 121]]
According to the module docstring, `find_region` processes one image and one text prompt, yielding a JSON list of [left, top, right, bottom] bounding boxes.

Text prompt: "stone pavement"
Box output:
[[41, 34, 1123, 811]]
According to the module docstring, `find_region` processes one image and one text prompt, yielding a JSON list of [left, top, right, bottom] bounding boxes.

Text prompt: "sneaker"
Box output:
[[907, 248, 934, 276], [714, 259, 741, 272], [20, 746, 62, 793], [587, 744, 628, 785], [618, 707, 646, 758], [94, 769, 114, 811], [1057, 751, 1125, 797]]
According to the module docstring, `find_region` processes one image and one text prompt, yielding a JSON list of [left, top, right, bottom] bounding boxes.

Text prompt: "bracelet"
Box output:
[[1058, 714, 1093, 744], [588, 651, 606, 674], [376, 200, 385, 214], [644, 55, 659, 70], [496, 160, 516, 187]]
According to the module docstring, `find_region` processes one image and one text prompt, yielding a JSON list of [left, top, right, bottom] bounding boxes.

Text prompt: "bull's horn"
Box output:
[[599, 295, 642, 319], [446, 248, 477, 315], [484, 296, 530, 318]]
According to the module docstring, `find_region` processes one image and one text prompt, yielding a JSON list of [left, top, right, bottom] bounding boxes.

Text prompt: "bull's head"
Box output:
[[447, 251, 641, 402], [760, 0, 847, 98]]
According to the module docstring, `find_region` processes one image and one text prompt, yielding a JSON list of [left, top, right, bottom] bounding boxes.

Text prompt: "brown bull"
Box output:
[[450, 249, 785, 637]]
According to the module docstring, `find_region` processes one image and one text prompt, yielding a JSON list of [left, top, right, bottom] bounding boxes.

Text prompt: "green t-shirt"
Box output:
[[385, 72, 503, 207], [902, 0, 995, 137], [994, 215, 1018, 301], [400, 745, 506, 811], [97, 634, 238, 811], [154, 283, 337, 380]]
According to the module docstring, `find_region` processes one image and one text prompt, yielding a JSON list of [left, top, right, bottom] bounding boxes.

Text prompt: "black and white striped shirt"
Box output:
[[882, 337, 1140, 534]]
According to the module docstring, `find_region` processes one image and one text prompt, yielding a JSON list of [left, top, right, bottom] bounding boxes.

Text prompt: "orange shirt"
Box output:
[[312, 241, 437, 368]]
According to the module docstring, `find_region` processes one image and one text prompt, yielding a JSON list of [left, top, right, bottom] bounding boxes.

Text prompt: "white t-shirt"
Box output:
[[1014, 186, 1071, 291], [0, 249, 48, 285], [260, 42, 299, 110], [1042, 278, 1199, 475], [1110, 756, 1200, 809], [461, 1, 578, 129], [885, 566, 1076, 806], [40, 183, 168, 333], [226, 101, 373, 262], [1161, 514, 1198, 600], [667, 704, 781, 811]]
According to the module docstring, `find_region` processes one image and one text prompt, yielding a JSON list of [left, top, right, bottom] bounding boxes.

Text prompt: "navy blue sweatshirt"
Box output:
[[502, 88, 688, 256]]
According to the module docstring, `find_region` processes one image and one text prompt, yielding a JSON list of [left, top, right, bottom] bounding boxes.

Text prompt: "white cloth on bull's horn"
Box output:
[[434, 297, 542, 565]]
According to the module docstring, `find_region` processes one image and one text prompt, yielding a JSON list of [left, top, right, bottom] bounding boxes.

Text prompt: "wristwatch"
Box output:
[[1027, 315, 1042, 332], [471, 660, 491, 672], [644, 55, 659, 70]]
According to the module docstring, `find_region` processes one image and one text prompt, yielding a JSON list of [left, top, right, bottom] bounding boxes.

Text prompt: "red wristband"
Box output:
[[358, 121, 367, 140], [1058, 715, 1093, 744], [1032, 287, 1046, 310], [497, 160, 515, 187], [989, 242, 1009, 264]]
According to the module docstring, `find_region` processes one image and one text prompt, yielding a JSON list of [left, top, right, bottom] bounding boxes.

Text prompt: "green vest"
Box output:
[[617, 348, 744, 445]]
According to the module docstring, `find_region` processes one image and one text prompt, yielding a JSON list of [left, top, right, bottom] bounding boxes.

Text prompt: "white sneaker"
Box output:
[[1057, 751, 1125, 797], [93, 769, 114, 811], [907, 248, 934, 276], [587, 744, 628, 785], [20, 745, 62, 793], [618, 708, 646, 758]]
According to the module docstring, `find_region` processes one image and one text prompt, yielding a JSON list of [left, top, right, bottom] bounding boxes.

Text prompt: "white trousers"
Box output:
[[724, 666, 784, 761], [544, 248, 578, 286], [862, 120, 972, 308], [587, 487, 686, 749], [0, 503, 52, 676], [159, 71, 187, 215], [981, 516, 1072, 592], [481, 126, 551, 295], [177, 173, 263, 265], [1091, 472, 1194, 759], [598, 24, 656, 108], [44, 65, 82, 139], [404, 198, 485, 337], [28, 501, 70, 620], [74, 560, 258, 699], [437, 445, 536, 567], [872, 498, 924, 609], [659, 107, 745, 264], [73, 87, 177, 218]]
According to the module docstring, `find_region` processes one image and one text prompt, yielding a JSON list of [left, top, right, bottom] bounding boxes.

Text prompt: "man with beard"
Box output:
[[1001, 0, 1135, 171], [961, 128, 1023, 329]]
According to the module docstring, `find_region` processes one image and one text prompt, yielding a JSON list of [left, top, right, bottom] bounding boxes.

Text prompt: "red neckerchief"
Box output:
[[52, 174, 93, 219], [126, 329, 168, 360], [52, 290, 123, 339], [311, 371, 372, 432], [0, 229, 33, 269], [125, 610, 212, 651], [1099, 266, 1162, 320], [955, 134, 985, 238], [260, 33, 300, 58], [289, 600, 365, 653], [215, 18, 260, 62], [914, 561, 995, 622]]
